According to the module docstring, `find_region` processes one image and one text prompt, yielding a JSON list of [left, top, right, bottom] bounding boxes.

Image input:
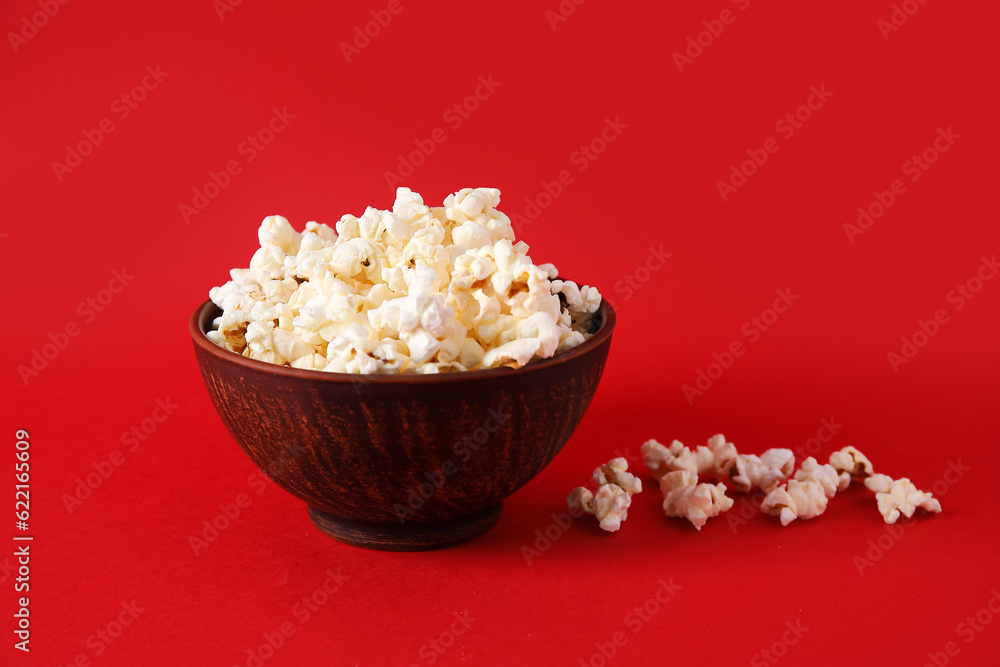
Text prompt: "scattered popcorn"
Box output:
[[760, 457, 849, 527], [660, 470, 734, 531], [761, 479, 830, 526], [829, 446, 875, 482], [641, 438, 715, 479], [864, 474, 942, 524], [579, 436, 943, 537], [207, 188, 602, 373], [568, 458, 642, 532], [723, 448, 795, 493], [794, 456, 850, 499]]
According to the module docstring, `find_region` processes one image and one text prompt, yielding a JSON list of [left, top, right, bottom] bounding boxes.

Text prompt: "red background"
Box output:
[[4, 0, 999, 665]]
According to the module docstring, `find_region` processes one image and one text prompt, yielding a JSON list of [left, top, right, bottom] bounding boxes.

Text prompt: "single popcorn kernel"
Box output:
[[659, 470, 734, 531], [761, 479, 830, 526], [594, 457, 643, 495], [864, 474, 942, 524], [828, 446, 875, 482], [567, 486, 596, 515], [208, 187, 602, 374], [706, 433, 738, 478], [592, 485, 632, 532], [794, 456, 850, 499], [642, 439, 684, 479], [567, 458, 642, 532], [567, 484, 633, 533]]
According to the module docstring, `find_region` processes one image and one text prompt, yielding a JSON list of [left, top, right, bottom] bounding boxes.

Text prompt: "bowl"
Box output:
[[190, 295, 616, 551]]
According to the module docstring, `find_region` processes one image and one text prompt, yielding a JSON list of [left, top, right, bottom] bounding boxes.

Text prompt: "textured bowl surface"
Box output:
[[190, 296, 615, 549]]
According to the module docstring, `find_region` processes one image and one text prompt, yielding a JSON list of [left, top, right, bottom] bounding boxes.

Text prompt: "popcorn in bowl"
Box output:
[[206, 187, 602, 374]]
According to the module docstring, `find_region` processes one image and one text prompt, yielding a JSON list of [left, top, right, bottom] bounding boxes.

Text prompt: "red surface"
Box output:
[[4, 0, 999, 665]]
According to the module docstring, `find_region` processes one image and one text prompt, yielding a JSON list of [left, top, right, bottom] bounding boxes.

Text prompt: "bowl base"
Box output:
[[307, 503, 503, 551]]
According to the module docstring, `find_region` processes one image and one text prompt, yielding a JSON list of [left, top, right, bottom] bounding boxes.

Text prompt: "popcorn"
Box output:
[[706, 433, 738, 478], [829, 446, 875, 482], [208, 188, 602, 373], [568, 458, 642, 532], [567, 485, 632, 533], [243, 321, 311, 366], [641, 438, 714, 479], [642, 439, 684, 478], [723, 448, 795, 493], [794, 456, 850, 499], [613, 434, 944, 533], [761, 480, 830, 526], [593, 457, 643, 495], [567, 486, 595, 515], [551, 279, 602, 328], [367, 291, 455, 365], [864, 474, 942, 524], [760, 456, 848, 527], [659, 470, 734, 531]]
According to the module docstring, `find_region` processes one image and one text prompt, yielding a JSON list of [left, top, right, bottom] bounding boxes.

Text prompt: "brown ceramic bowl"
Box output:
[[190, 295, 615, 551]]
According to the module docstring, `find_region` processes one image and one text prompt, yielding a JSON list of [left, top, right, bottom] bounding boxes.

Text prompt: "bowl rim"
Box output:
[[190, 292, 616, 384]]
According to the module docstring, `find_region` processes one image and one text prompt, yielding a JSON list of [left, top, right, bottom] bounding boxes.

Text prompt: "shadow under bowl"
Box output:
[[190, 296, 615, 551]]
